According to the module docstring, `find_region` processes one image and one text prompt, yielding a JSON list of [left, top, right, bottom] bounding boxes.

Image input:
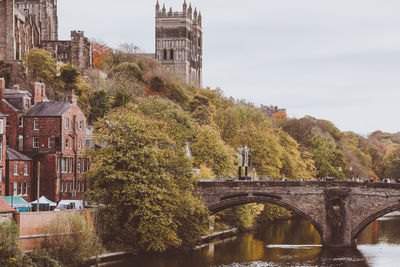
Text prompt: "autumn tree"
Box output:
[[25, 48, 57, 84], [85, 107, 209, 252]]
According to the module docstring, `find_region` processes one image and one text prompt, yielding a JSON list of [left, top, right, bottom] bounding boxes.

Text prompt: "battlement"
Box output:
[[71, 30, 85, 38], [156, 1, 202, 27]]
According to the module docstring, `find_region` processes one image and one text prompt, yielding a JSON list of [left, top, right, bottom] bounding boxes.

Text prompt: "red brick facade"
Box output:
[[0, 78, 88, 202], [6, 158, 32, 202]]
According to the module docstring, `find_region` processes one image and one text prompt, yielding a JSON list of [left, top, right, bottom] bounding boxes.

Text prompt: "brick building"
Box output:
[[6, 147, 32, 202], [0, 77, 88, 202]]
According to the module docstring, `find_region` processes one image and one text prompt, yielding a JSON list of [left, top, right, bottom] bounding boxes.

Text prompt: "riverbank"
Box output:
[[87, 228, 238, 266]]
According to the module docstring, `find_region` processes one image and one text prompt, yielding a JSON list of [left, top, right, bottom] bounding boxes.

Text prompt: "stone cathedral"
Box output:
[[155, 1, 202, 87]]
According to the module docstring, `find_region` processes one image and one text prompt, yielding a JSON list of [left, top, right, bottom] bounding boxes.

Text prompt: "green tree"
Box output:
[[383, 144, 400, 179], [59, 64, 81, 91], [25, 48, 57, 84], [85, 107, 209, 252], [190, 126, 236, 176], [88, 89, 110, 123]]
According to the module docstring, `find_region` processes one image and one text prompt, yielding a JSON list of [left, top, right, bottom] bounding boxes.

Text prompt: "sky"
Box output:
[[58, 0, 400, 135]]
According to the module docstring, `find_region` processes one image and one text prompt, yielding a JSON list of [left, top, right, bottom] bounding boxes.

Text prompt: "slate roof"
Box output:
[[6, 147, 32, 161], [24, 101, 71, 117], [4, 88, 31, 98], [0, 197, 14, 213]]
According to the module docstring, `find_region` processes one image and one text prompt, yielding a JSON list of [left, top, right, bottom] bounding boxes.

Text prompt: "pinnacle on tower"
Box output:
[[156, 0, 160, 13], [162, 3, 166, 14], [183, 0, 187, 16], [188, 4, 192, 19], [198, 11, 202, 27], [169, 7, 173, 15]]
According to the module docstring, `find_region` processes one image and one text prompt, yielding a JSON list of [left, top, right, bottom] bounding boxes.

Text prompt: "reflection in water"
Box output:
[[109, 212, 400, 267]]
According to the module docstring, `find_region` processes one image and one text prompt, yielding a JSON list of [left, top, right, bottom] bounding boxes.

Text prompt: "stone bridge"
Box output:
[[194, 181, 400, 248]]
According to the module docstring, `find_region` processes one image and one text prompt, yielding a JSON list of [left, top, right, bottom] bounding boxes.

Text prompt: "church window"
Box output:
[[170, 49, 174, 60], [163, 49, 167, 60]]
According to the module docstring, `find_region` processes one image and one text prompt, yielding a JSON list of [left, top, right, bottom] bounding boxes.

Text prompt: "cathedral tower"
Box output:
[[155, 1, 202, 87]]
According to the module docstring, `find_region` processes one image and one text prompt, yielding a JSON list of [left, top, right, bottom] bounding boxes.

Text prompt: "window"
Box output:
[[24, 164, 28, 176], [0, 142, 2, 162], [86, 139, 91, 148], [34, 120, 39, 130], [24, 99, 29, 109], [62, 53, 68, 60], [60, 180, 64, 192], [18, 182, 22, 195], [61, 158, 68, 173], [163, 48, 167, 60], [78, 139, 82, 150], [82, 182, 85, 192], [6, 117, 9, 127], [0, 167, 2, 182], [69, 158, 73, 173], [78, 181, 81, 192], [69, 181, 73, 191], [33, 137, 39, 148], [0, 119, 3, 134], [24, 182, 28, 195], [19, 117, 23, 127], [18, 135, 23, 151], [170, 49, 174, 60], [13, 182, 17, 196], [79, 120, 84, 130], [6, 135, 9, 146], [57, 157, 61, 173], [65, 118, 69, 130], [65, 138, 70, 149], [78, 158, 81, 173], [14, 164, 18, 176]]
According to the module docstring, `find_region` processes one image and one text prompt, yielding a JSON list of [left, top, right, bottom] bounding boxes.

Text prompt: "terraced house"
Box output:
[[0, 77, 88, 202]]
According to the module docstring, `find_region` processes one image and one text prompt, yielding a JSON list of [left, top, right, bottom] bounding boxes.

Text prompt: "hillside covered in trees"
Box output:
[[23, 45, 400, 252]]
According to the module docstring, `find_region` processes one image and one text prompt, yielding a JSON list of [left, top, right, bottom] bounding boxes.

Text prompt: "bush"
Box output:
[[39, 213, 103, 267], [0, 220, 32, 266]]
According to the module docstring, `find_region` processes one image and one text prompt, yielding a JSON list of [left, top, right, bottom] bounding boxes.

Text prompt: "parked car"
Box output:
[[55, 200, 84, 211]]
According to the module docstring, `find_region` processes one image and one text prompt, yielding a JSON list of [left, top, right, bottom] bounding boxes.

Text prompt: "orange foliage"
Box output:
[[91, 41, 111, 69], [274, 112, 287, 119]]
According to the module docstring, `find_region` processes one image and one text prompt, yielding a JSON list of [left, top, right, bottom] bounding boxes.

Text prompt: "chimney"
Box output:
[[32, 82, 43, 105], [0, 78, 5, 99], [70, 90, 77, 105]]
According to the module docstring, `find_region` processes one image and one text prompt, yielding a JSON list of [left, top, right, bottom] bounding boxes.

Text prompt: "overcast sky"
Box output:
[[58, 0, 400, 135]]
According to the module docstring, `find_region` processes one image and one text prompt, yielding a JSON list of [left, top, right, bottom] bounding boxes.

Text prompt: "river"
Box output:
[[109, 211, 400, 267]]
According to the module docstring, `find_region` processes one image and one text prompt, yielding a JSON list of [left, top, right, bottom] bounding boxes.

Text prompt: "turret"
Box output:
[[183, 0, 187, 16], [168, 7, 173, 16], [162, 3, 166, 15], [188, 4, 192, 20], [156, 0, 160, 14]]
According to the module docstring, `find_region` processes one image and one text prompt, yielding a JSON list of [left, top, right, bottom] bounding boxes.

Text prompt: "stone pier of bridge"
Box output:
[[194, 181, 400, 247]]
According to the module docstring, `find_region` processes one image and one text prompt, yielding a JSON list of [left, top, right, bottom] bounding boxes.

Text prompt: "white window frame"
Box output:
[[61, 158, 68, 173], [65, 138, 70, 149], [60, 180, 64, 192], [24, 182, 28, 196], [14, 164, 18, 176], [78, 139, 82, 150], [48, 137, 52, 148], [19, 117, 23, 127], [33, 137, 39, 148], [24, 164, 28, 176], [79, 120, 83, 131], [13, 182, 17, 196], [65, 118, 69, 130], [78, 158, 81, 173], [34, 120, 39, 130], [0, 167, 3, 182], [0, 119, 3, 134]]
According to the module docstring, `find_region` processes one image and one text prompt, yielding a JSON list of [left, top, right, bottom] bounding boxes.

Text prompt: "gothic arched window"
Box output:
[[170, 49, 174, 60], [163, 49, 168, 60]]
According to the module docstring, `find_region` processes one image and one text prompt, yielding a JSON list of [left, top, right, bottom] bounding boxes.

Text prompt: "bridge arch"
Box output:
[[207, 195, 324, 240], [352, 203, 400, 240]]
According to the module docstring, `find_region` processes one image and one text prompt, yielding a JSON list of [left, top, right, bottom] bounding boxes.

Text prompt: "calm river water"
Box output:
[[110, 211, 400, 267]]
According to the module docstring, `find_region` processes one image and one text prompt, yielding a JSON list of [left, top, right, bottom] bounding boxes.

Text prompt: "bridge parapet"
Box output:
[[195, 180, 400, 248]]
